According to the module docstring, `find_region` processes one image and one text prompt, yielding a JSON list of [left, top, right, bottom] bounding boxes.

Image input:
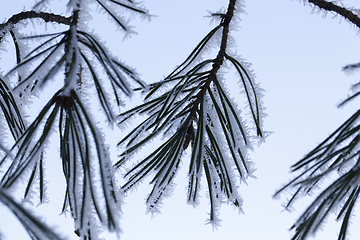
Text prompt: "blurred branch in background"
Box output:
[[275, 2, 360, 240]]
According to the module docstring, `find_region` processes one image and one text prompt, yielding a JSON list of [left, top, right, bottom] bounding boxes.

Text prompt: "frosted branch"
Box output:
[[2, 11, 72, 27], [0, 11, 71, 42], [308, 0, 360, 29]]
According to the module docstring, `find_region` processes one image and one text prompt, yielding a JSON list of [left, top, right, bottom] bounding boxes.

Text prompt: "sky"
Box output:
[[0, 0, 360, 240]]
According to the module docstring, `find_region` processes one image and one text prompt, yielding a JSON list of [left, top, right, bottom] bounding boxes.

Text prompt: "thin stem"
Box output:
[[189, 0, 236, 121], [3, 11, 72, 26]]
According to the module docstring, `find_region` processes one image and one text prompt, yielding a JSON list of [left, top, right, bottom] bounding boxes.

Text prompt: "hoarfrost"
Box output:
[[67, 0, 82, 12], [146, 180, 177, 217], [63, 25, 80, 96], [33, 0, 50, 12]]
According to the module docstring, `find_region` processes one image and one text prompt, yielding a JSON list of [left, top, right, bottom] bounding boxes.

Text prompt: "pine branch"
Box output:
[[308, 0, 360, 29], [117, 0, 264, 225], [0, 1, 150, 239]]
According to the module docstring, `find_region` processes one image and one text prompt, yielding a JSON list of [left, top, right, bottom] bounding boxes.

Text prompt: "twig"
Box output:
[[309, 0, 360, 29], [189, 0, 237, 120], [5, 11, 72, 26]]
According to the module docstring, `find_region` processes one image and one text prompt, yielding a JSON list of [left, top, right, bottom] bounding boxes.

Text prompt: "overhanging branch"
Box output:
[[309, 0, 360, 29], [0, 11, 71, 42], [6, 11, 72, 26]]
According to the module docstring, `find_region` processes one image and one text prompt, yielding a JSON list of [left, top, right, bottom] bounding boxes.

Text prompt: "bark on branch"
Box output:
[[309, 0, 360, 29]]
